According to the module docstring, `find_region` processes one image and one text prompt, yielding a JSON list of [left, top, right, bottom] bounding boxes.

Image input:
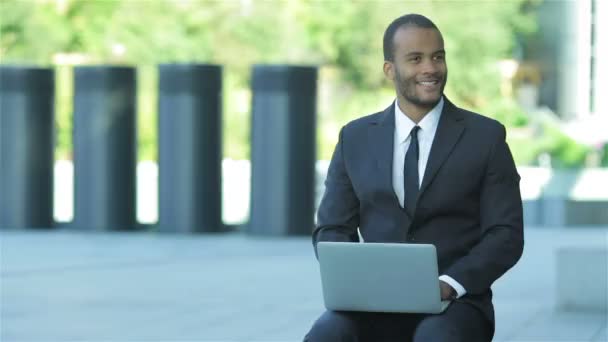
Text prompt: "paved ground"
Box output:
[[1, 226, 607, 341]]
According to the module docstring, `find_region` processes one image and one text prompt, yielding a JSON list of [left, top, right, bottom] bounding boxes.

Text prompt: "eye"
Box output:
[[434, 55, 445, 61], [409, 56, 421, 62]]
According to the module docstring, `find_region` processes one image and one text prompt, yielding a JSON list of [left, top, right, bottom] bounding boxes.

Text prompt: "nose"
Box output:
[[421, 58, 438, 74]]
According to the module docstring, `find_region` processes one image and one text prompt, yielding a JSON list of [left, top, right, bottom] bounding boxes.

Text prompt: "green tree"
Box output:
[[1, 0, 542, 162]]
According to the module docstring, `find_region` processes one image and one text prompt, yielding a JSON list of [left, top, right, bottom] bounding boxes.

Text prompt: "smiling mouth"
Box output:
[[417, 80, 440, 86]]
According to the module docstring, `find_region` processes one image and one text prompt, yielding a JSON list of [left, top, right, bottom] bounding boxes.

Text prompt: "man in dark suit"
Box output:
[[305, 13, 524, 342]]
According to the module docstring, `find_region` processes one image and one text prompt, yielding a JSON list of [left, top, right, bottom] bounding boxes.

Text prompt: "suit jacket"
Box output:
[[313, 97, 524, 329]]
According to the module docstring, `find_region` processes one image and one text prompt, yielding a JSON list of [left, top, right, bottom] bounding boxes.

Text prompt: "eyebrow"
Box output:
[[404, 49, 446, 57]]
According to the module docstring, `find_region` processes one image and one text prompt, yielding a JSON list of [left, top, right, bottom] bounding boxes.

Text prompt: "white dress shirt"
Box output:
[[392, 97, 466, 299]]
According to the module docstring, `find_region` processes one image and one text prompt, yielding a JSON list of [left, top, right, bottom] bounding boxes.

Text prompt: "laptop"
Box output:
[[317, 241, 452, 313]]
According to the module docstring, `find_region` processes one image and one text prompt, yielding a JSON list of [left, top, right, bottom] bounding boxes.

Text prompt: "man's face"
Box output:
[[388, 26, 447, 110]]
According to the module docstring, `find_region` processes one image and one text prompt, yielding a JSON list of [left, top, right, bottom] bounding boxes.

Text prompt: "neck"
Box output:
[[397, 96, 436, 124]]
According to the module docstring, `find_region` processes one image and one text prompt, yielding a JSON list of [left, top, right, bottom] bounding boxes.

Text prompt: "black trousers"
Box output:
[[304, 301, 492, 342]]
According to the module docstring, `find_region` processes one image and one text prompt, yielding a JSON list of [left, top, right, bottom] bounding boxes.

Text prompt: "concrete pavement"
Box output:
[[1, 226, 606, 341]]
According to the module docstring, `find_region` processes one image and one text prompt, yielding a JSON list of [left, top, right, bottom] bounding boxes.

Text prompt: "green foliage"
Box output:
[[54, 65, 73, 160], [1, 1, 69, 65], [300, 1, 384, 89], [137, 65, 158, 161], [481, 98, 529, 128], [1, 0, 544, 162], [540, 126, 590, 168], [507, 137, 541, 166], [508, 124, 591, 168]]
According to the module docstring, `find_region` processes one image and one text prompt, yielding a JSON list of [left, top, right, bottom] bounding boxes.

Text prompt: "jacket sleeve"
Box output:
[[312, 126, 360, 257], [444, 124, 524, 294]]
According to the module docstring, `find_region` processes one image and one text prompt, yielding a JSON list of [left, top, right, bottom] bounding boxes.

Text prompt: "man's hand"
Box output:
[[439, 280, 456, 300]]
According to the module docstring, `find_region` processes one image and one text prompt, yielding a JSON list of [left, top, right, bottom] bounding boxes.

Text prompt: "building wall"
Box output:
[[535, 0, 597, 120], [593, 0, 607, 117]]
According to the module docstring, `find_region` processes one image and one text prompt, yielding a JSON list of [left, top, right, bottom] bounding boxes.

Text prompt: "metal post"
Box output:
[[73, 66, 137, 230], [0, 66, 55, 229], [158, 64, 223, 233], [249, 65, 317, 236]]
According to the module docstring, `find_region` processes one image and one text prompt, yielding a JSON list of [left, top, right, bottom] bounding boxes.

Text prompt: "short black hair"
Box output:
[[383, 14, 439, 61]]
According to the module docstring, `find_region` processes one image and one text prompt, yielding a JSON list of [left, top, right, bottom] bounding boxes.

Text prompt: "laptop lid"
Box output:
[[317, 242, 451, 313]]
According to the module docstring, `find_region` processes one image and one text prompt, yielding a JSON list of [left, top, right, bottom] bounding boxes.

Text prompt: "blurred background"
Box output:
[[1, 0, 607, 341], [1, 0, 607, 227]]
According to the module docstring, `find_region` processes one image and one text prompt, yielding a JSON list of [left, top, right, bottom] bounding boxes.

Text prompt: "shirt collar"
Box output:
[[394, 96, 444, 144]]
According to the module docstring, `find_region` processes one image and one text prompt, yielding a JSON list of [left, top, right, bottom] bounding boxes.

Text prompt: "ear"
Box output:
[[383, 61, 394, 81]]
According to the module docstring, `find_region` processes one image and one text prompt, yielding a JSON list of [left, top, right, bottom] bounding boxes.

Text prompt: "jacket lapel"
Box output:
[[419, 98, 465, 197], [369, 103, 401, 208], [366, 99, 466, 224]]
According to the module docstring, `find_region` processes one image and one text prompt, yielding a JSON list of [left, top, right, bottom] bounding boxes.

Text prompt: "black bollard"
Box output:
[[0, 66, 55, 229], [73, 66, 136, 230], [158, 64, 223, 233], [249, 65, 317, 236]]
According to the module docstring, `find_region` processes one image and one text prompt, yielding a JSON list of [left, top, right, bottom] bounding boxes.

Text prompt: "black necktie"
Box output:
[[404, 126, 420, 216]]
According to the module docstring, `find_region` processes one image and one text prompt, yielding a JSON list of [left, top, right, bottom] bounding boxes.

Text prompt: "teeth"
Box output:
[[419, 81, 437, 85]]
